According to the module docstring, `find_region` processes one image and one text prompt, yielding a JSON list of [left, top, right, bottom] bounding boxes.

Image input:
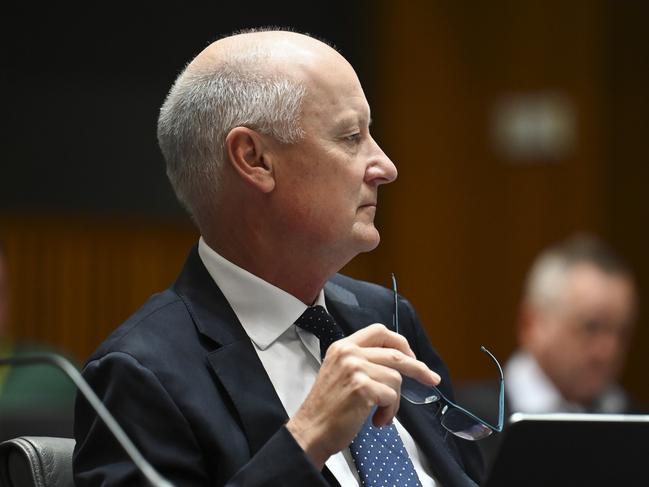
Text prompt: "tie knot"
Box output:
[[295, 305, 345, 358]]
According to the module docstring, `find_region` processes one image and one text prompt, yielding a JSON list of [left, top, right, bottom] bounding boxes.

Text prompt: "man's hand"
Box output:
[[285, 323, 440, 469]]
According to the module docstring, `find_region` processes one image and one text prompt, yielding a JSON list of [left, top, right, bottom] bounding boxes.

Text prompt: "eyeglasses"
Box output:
[[391, 273, 504, 441]]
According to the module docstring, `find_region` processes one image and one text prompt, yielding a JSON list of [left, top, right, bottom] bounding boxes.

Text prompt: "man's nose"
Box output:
[[366, 137, 398, 185], [591, 332, 623, 365]]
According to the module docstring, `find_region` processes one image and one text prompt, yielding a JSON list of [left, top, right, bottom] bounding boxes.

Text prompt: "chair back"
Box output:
[[0, 436, 75, 487]]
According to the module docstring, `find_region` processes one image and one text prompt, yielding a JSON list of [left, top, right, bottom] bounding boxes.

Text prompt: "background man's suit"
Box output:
[[74, 247, 483, 486]]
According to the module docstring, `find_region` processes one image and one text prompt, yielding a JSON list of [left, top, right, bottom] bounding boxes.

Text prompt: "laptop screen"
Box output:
[[483, 413, 649, 487]]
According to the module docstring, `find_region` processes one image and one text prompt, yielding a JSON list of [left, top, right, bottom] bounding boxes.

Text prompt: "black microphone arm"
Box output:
[[0, 352, 174, 487]]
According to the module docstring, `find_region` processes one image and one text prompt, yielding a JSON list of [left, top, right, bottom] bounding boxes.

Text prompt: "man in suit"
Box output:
[[457, 234, 638, 465], [73, 29, 483, 486]]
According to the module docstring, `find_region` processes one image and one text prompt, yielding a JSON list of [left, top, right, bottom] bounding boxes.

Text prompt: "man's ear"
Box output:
[[225, 127, 275, 193]]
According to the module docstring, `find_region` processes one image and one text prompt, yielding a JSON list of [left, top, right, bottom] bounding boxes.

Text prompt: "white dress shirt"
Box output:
[[198, 238, 437, 486], [505, 350, 627, 413]]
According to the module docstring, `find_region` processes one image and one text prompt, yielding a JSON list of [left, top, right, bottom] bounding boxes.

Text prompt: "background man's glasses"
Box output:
[[391, 273, 504, 441]]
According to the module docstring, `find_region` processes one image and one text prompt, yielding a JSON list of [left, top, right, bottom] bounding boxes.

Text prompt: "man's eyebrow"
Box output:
[[364, 109, 373, 128], [335, 113, 372, 130]]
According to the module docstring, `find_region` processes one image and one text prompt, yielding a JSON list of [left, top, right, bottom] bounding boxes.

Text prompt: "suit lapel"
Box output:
[[324, 280, 378, 335], [174, 247, 341, 485], [174, 248, 289, 455], [207, 343, 289, 454]]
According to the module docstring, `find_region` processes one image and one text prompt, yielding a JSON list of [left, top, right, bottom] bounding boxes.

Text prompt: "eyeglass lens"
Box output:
[[401, 371, 495, 440], [401, 376, 441, 404], [439, 406, 493, 441]]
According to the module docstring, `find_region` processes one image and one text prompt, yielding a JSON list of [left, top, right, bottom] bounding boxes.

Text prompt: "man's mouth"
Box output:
[[359, 201, 377, 208]]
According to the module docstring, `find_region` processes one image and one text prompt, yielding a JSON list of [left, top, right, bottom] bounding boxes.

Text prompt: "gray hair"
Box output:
[[157, 49, 306, 221], [524, 233, 632, 309]]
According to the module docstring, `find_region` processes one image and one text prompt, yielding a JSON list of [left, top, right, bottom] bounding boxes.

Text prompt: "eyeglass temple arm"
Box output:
[[391, 273, 399, 334], [480, 346, 505, 432], [431, 346, 505, 433]]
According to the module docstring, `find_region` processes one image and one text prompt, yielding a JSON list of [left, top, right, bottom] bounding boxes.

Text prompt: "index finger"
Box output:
[[346, 323, 416, 358]]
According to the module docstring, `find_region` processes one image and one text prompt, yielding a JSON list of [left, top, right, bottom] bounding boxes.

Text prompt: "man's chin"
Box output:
[[354, 226, 381, 253], [330, 225, 381, 269], [572, 382, 609, 405]]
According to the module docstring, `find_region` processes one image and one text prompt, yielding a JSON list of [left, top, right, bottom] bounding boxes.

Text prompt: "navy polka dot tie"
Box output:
[[296, 305, 423, 487]]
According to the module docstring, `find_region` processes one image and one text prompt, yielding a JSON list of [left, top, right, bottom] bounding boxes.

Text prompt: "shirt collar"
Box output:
[[505, 351, 569, 413], [505, 350, 628, 413], [197, 237, 327, 350]]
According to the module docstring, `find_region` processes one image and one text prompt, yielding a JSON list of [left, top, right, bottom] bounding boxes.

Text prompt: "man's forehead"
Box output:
[[565, 264, 634, 295], [559, 264, 636, 318]]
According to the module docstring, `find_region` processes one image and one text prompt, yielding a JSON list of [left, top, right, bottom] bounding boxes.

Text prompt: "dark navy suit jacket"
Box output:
[[73, 247, 483, 486]]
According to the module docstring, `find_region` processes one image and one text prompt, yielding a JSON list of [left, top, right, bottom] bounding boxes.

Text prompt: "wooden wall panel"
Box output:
[[0, 215, 198, 362]]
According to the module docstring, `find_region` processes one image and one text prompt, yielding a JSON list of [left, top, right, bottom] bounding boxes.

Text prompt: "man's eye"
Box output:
[[344, 133, 361, 143], [581, 320, 605, 337]]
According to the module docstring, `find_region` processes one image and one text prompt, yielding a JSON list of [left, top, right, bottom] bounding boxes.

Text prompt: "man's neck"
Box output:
[[202, 234, 332, 305]]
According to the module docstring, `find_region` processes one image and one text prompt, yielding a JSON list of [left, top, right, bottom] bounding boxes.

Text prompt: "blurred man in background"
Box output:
[[0, 242, 76, 439], [457, 234, 638, 463], [508, 234, 637, 414]]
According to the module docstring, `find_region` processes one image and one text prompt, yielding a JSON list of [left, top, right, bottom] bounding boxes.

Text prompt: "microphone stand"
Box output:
[[0, 353, 174, 487]]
